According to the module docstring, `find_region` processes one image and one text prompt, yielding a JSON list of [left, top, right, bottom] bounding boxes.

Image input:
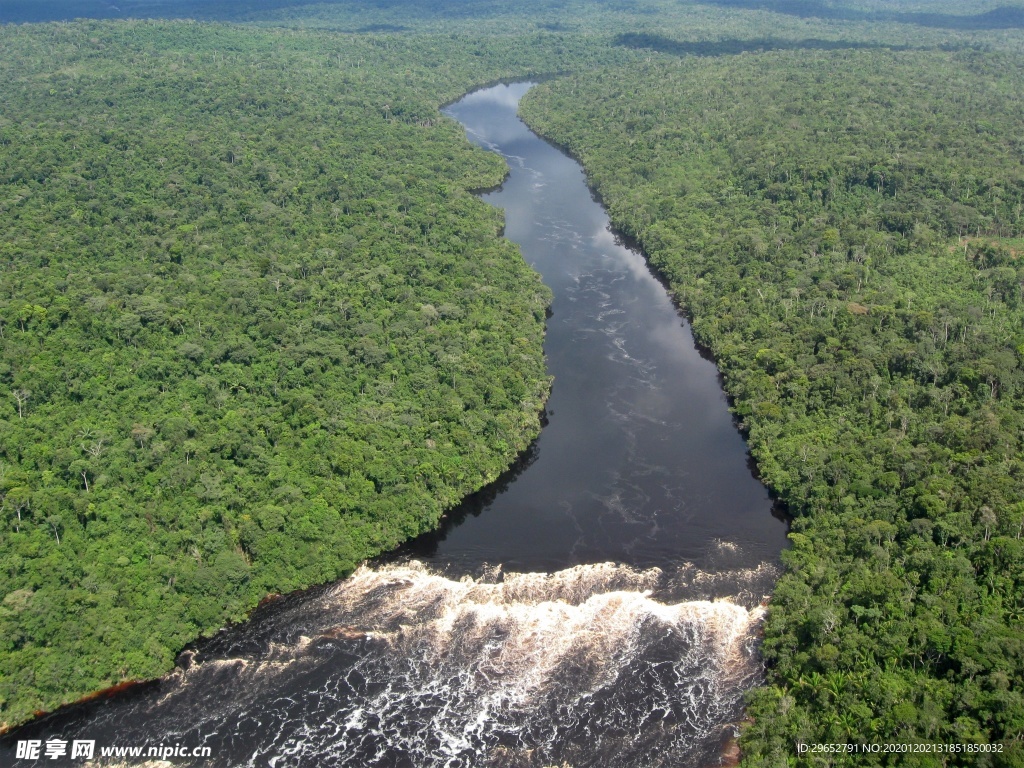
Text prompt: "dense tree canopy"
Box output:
[[4, 1, 1024, 760], [0, 20, 578, 726], [522, 48, 1024, 764]]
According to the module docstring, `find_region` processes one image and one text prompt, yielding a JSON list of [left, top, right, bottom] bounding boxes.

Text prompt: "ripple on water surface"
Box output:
[[0, 83, 787, 768]]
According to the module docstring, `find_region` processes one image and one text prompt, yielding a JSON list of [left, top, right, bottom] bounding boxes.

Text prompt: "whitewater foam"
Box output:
[[97, 561, 772, 768]]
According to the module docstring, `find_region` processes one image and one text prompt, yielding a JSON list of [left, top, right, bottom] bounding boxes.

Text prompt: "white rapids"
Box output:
[[118, 560, 774, 768]]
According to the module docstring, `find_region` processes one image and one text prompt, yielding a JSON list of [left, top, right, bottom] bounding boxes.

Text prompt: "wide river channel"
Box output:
[[3, 82, 788, 768]]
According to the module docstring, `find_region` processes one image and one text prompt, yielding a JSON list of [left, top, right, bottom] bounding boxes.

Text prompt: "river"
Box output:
[[1, 82, 787, 768]]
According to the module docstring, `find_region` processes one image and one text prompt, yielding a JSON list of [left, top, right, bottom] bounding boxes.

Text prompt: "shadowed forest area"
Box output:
[[703, 0, 1024, 30], [613, 32, 923, 56]]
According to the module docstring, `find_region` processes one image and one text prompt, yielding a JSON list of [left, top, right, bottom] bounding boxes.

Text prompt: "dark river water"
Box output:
[[2, 83, 787, 768]]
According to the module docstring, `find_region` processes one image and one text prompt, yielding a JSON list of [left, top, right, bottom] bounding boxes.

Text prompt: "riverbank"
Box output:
[[2, 80, 786, 768]]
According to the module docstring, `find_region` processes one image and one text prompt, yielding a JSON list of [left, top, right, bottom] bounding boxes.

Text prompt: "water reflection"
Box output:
[[420, 82, 787, 574], [0, 83, 787, 768]]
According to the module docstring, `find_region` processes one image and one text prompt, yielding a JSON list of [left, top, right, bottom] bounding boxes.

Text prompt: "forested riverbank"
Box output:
[[3, 1, 1024, 762], [2, 72, 784, 768], [520, 48, 1024, 763], [0, 20, 605, 726]]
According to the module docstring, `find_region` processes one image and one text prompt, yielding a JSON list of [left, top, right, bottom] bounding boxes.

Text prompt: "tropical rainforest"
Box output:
[[2, 0, 1024, 765], [0, 20, 579, 727], [521, 45, 1024, 764]]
